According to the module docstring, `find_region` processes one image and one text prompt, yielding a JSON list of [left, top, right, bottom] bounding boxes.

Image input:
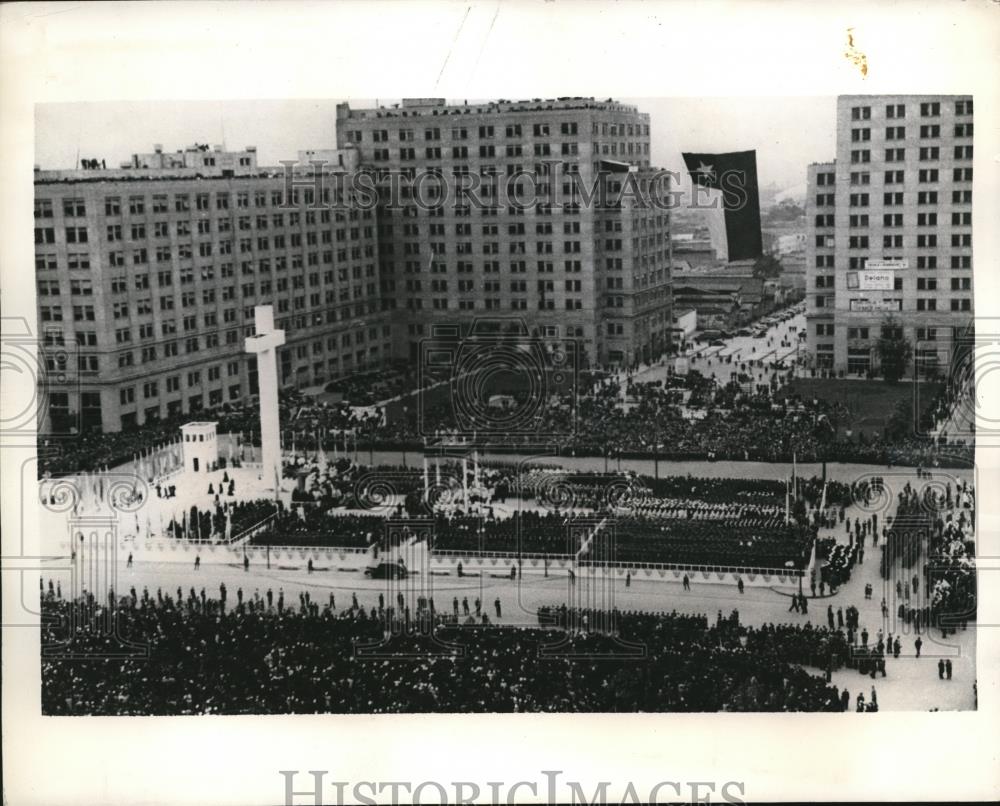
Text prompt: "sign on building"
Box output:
[[866, 259, 909, 270], [858, 270, 895, 290], [849, 299, 902, 313]]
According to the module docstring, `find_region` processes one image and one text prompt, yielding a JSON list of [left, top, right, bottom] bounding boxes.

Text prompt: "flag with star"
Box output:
[[681, 150, 763, 262]]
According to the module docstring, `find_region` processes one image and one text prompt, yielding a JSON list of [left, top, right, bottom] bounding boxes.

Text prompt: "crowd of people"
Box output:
[[249, 507, 386, 550], [585, 516, 815, 570], [880, 479, 977, 631], [429, 511, 592, 556], [42, 593, 858, 714], [40, 349, 973, 481]]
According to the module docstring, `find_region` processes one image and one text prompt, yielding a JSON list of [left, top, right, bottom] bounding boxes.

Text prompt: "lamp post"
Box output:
[[401, 405, 409, 468]]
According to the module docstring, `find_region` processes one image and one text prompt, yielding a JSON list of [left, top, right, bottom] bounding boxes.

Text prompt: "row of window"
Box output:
[[816, 212, 973, 226], [813, 255, 972, 269], [850, 100, 972, 120], [814, 276, 970, 291], [35, 192, 379, 220], [816, 325, 952, 341], [818, 187, 972, 204], [818, 233, 973, 248], [850, 123, 973, 141], [813, 295, 971, 311], [346, 121, 650, 143]]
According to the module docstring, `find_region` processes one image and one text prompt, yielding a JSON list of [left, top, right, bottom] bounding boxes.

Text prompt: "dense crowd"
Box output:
[[40, 355, 973, 480], [249, 507, 387, 549], [880, 479, 976, 629], [429, 511, 594, 556], [41, 594, 855, 714], [588, 516, 815, 569]]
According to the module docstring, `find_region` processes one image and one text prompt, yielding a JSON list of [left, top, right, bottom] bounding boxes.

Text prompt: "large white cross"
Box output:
[[245, 305, 285, 489]]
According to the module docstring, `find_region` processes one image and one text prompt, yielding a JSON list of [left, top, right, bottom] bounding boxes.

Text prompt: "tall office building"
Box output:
[[805, 95, 973, 375], [335, 98, 673, 367], [34, 145, 389, 433]]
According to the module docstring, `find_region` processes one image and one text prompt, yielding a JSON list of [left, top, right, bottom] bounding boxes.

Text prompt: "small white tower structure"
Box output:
[[180, 422, 219, 473]]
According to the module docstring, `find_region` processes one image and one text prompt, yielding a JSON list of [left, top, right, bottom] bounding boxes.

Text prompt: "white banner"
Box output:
[[849, 299, 902, 313], [866, 259, 909, 270], [859, 270, 894, 290]]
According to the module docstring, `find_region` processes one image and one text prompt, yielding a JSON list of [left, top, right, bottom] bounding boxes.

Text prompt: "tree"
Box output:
[[876, 315, 913, 383], [752, 253, 783, 280]]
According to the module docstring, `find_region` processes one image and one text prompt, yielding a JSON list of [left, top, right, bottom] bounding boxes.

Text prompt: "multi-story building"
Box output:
[[335, 97, 671, 367], [806, 95, 974, 375], [34, 145, 390, 433]]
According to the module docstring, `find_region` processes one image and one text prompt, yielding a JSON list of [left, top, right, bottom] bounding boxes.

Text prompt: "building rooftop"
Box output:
[[337, 97, 643, 120], [34, 143, 359, 184]]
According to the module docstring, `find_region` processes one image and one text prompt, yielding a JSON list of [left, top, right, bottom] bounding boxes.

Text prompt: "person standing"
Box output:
[[938, 659, 945, 679], [494, 597, 502, 618], [827, 605, 835, 628], [946, 659, 953, 680], [837, 607, 844, 629], [915, 636, 923, 658], [737, 577, 744, 595]]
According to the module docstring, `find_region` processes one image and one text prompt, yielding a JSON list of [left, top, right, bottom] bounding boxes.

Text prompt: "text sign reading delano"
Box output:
[[858, 270, 895, 290]]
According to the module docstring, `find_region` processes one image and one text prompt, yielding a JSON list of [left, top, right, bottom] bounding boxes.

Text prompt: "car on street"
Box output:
[[364, 559, 408, 579]]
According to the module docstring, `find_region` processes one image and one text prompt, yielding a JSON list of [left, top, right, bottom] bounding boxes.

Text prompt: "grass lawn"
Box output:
[[775, 378, 942, 438]]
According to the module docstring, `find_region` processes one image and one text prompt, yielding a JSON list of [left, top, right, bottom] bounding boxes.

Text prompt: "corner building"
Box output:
[[336, 98, 673, 367], [34, 146, 389, 433], [806, 95, 974, 375]]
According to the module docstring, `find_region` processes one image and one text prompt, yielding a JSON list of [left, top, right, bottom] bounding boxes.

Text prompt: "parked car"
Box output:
[[365, 559, 407, 579]]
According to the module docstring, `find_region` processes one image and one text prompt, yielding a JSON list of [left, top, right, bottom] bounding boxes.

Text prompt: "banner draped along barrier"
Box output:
[[110, 537, 806, 586]]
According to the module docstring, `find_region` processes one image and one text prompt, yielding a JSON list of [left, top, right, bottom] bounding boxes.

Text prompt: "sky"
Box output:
[[35, 97, 836, 195]]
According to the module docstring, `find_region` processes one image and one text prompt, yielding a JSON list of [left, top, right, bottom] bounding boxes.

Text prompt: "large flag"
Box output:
[[681, 150, 763, 262]]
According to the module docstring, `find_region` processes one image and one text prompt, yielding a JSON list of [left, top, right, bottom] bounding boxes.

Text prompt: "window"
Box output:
[[919, 101, 941, 117], [62, 198, 86, 217]]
